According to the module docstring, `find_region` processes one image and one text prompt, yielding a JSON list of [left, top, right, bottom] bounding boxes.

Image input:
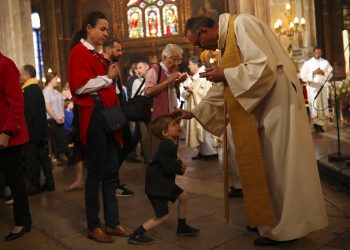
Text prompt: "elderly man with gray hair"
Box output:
[[144, 43, 187, 157]]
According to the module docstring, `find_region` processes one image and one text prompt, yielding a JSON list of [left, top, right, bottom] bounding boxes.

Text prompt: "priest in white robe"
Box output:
[[300, 47, 332, 132], [174, 13, 328, 246], [182, 56, 218, 160]]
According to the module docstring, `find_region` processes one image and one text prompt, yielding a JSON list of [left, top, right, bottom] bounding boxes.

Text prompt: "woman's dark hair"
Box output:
[[71, 11, 108, 49], [45, 71, 58, 86], [185, 16, 216, 35], [189, 56, 203, 67]]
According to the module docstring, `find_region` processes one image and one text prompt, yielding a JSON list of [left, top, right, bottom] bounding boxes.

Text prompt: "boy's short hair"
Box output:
[[150, 114, 174, 139]]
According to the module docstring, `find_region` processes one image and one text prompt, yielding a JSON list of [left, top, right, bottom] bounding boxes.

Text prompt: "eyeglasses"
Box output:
[[168, 57, 182, 64]]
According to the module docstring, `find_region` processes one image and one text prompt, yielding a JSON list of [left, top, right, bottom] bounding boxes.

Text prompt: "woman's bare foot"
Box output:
[[64, 182, 84, 192]]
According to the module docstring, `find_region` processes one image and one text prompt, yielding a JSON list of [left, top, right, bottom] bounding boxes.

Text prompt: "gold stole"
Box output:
[[221, 15, 275, 227]]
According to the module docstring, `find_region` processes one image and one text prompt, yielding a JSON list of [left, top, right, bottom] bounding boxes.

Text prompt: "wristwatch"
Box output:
[[2, 130, 13, 136]]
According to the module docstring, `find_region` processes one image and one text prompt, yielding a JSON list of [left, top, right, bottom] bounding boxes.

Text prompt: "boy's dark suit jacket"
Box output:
[[145, 138, 183, 199]]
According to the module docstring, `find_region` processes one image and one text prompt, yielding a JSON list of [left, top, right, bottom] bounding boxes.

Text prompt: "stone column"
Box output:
[[238, 0, 256, 16], [0, 0, 35, 67], [255, 0, 270, 25]]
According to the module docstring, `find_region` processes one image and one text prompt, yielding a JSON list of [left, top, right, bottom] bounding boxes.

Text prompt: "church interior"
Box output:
[[1, 0, 350, 249]]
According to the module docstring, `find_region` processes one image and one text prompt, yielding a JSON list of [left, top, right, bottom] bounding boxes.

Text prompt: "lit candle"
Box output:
[[48, 68, 52, 73], [277, 19, 282, 27], [57, 77, 61, 83], [294, 17, 299, 24], [289, 22, 295, 29], [300, 17, 306, 25], [286, 3, 291, 11], [41, 77, 46, 83], [274, 21, 280, 30]]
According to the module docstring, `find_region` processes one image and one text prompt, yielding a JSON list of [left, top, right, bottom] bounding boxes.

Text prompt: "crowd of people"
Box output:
[[0, 10, 332, 247]]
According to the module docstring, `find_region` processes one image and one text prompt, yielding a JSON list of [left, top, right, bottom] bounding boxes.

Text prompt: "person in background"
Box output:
[[64, 98, 74, 144], [43, 71, 69, 162], [299, 46, 333, 133], [103, 38, 136, 197], [182, 56, 218, 161], [144, 44, 188, 157], [0, 52, 32, 241], [126, 63, 139, 100], [20, 64, 55, 196], [131, 61, 151, 164], [69, 11, 131, 243]]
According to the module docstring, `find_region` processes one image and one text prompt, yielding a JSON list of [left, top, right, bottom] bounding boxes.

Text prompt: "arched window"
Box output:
[[127, 0, 179, 39], [31, 12, 44, 80]]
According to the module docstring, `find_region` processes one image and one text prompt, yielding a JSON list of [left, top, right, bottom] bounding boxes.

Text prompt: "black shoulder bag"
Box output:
[[123, 64, 162, 122]]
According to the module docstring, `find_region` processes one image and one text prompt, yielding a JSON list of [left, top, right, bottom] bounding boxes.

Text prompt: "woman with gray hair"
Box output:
[[144, 44, 187, 157]]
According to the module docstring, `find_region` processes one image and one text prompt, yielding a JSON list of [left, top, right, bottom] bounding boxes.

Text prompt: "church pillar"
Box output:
[[0, 0, 35, 67], [237, 0, 256, 15]]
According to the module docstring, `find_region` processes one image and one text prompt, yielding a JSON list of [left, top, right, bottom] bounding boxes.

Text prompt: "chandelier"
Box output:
[[273, 2, 306, 45]]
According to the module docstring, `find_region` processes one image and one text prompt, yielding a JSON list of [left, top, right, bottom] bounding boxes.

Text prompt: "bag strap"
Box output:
[[132, 63, 163, 99], [133, 78, 146, 98], [156, 63, 162, 84]]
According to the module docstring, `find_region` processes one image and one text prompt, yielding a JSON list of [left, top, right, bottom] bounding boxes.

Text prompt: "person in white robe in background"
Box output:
[[174, 13, 328, 246], [182, 56, 218, 160], [300, 47, 332, 133]]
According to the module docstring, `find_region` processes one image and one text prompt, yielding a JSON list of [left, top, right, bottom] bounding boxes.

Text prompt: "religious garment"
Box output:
[[182, 65, 218, 155], [192, 14, 328, 241], [300, 57, 332, 127]]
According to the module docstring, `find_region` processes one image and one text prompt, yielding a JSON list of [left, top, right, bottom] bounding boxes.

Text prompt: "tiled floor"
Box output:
[[1, 127, 350, 250]]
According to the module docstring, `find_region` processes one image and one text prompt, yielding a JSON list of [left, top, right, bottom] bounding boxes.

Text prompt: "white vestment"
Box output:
[[182, 66, 217, 155], [192, 13, 328, 241], [300, 57, 332, 125]]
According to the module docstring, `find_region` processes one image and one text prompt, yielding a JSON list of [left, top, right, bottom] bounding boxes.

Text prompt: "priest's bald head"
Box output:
[[185, 16, 219, 51]]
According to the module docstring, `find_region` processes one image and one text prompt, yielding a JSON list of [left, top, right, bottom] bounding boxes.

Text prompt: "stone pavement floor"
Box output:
[[1, 127, 350, 250]]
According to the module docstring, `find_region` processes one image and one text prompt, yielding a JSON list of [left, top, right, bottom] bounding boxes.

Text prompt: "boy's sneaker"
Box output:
[[128, 234, 154, 245], [176, 224, 200, 236], [116, 184, 134, 197], [4, 195, 13, 205]]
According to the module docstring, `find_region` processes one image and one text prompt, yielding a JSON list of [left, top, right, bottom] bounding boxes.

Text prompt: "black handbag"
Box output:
[[124, 64, 162, 122], [102, 104, 127, 132], [124, 79, 153, 122]]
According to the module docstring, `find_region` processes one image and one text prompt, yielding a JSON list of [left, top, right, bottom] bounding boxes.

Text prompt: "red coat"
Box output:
[[68, 43, 122, 145], [0, 53, 28, 147]]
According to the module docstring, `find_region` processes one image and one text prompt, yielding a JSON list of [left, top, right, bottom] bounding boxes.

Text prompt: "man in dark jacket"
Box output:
[[20, 64, 55, 195], [0, 52, 31, 241]]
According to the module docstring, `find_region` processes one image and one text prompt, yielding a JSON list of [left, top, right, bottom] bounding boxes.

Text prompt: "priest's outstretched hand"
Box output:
[[171, 109, 194, 121], [199, 67, 226, 83]]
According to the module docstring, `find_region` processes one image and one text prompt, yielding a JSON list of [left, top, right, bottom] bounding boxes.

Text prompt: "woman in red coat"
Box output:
[[0, 52, 32, 241], [68, 11, 130, 243]]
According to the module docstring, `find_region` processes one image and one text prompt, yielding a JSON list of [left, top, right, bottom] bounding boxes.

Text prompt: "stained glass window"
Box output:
[[163, 4, 178, 36], [145, 6, 161, 37], [126, 0, 179, 39], [128, 7, 144, 38]]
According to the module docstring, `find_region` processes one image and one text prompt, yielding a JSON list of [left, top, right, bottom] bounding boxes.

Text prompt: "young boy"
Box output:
[[128, 114, 199, 245]]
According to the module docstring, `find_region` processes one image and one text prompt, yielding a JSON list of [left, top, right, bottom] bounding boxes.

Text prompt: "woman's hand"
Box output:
[[0, 133, 10, 149]]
